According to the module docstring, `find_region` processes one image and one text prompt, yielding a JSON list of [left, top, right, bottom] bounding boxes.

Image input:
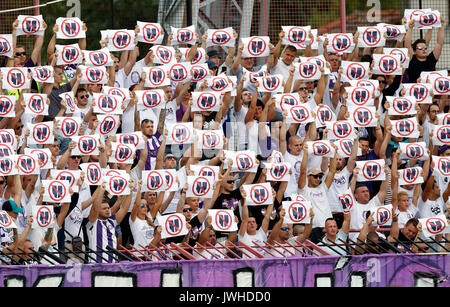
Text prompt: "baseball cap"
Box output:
[[2, 200, 23, 214], [206, 60, 218, 70], [207, 50, 221, 59], [307, 167, 323, 176]]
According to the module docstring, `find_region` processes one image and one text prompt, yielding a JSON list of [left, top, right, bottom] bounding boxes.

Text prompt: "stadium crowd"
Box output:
[[0, 10, 449, 264]]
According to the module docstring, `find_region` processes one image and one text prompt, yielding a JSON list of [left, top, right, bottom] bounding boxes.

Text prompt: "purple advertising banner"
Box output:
[[0, 254, 449, 287]]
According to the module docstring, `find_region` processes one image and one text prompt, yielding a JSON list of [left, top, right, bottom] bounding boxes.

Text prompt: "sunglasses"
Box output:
[[183, 208, 193, 212], [378, 80, 387, 84], [280, 227, 289, 231], [15, 52, 26, 57], [140, 203, 148, 208], [226, 180, 234, 184], [312, 174, 323, 179], [70, 156, 81, 160], [298, 87, 308, 91], [80, 94, 90, 99], [0, 181, 5, 184], [416, 46, 428, 50], [15, 125, 24, 130]]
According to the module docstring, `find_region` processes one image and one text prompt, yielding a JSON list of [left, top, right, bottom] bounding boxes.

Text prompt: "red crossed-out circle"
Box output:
[[99, 115, 117, 135], [0, 157, 14, 175], [288, 27, 308, 45], [192, 176, 211, 197], [247, 37, 267, 56], [389, 49, 407, 66], [362, 161, 382, 180], [0, 144, 13, 157], [98, 95, 118, 113], [164, 170, 175, 190], [146, 171, 164, 191], [7, 68, 26, 89], [32, 123, 51, 143], [351, 87, 370, 105], [64, 93, 76, 112], [402, 167, 420, 184], [185, 48, 204, 64], [346, 63, 366, 80], [202, 131, 221, 149], [338, 139, 354, 156], [437, 157, 450, 176], [0, 37, 11, 55], [331, 34, 352, 52], [119, 133, 140, 148], [31, 149, 49, 167], [419, 12, 438, 26], [61, 117, 79, 137], [410, 84, 429, 102], [199, 166, 217, 179], [148, 67, 166, 86], [298, 62, 318, 79], [306, 57, 326, 69], [392, 97, 413, 114], [109, 176, 127, 194], [333, 121, 352, 138], [176, 29, 194, 44], [169, 64, 188, 82], [279, 94, 299, 111], [112, 31, 131, 49], [28, 94, 45, 114], [61, 19, 81, 38], [171, 124, 191, 144], [339, 194, 354, 212], [235, 153, 254, 171], [197, 93, 217, 111], [210, 76, 229, 92], [383, 24, 402, 39], [211, 30, 231, 45], [288, 202, 307, 223], [191, 65, 208, 82], [142, 24, 160, 43], [36, 207, 53, 227], [86, 67, 104, 84], [353, 106, 373, 127], [425, 217, 447, 235], [47, 181, 67, 202], [440, 114, 450, 125], [165, 214, 184, 236], [108, 88, 127, 103], [0, 130, 15, 146], [250, 184, 269, 205], [142, 90, 162, 108], [289, 105, 310, 123], [156, 46, 173, 64], [0, 211, 12, 227], [317, 105, 333, 125], [89, 50, 109, 66], [22, 16, 41, 34], [436, 126, 450, 144], [362, 27, 381, 46], [378, 55, 398, 74], [33, 67, 52, 82], [376, 207, 391, 226], [114, 143, 133, 162], [269, 163, 288, 180], [61, 46, 80, 64], [86, 163, 101, 185], [312, 141, 331, 156], [78, 136, 97, 155], [0, 96, 13, 116], [17, 155, 36, 174], [405, 143, 425, 159], [394, 119, 415, 137], [434, 77, 450, 94], [55, 171, 76, 189], [215, 210, 233, 231]]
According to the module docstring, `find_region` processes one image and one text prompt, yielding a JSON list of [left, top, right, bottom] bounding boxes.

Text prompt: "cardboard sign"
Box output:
[[387, 96, 417, 116], [208, 209, 238, 232], [348, 106, 377, 128], [372, 54, 403, 75], [186, 175, 215, 199], [206, 27, 235, 48], [370, 204, 393, 227], [0, 156, 17, 176], [32, 205, 56, 230], [80, 162, 103, 186], [191, 92, 221, 112], [378, 23, 406, 41], [168, 62, 191, 83], [106, 29, 136, 51], [1, 67, 31, 90], [390, 117, 420, 138], [142, 170, 168, 192], [71, 135, 100, 156], [50, 169, 81, 193], [282, 26, 311, 49], [299, 55, 331, 75], [398, 167, 424, 186], [83, 48, 113, 67], [190, 63, 210, 82], [79, 65, 108, 85], [0, 34, 13, 58], [326, 121, 357, 140], [27, 121, 54, 145], [136, 89, 166, 111], [56, 43, 82, 66], [345, 86, 374, 106], [334, 138, 362, 158], [224, 150, 258, 173], [338, 188, 355, 214], [413, 10, 442, 29], [109, 142, 136, 164], [24, 148, 53, 170], [356, 159, 386, 181], [31, 66, 54, 84], [357, 26, 385, 48], [264, 162, 291, 182], [137, 21, 164, 44], [419, 215, 449, 238], [56, 17, 86, 39], [315, 105, 337, 128], [282, 201, 311, 224], [401, 83, 432, 104], [432, 125, 450, 146], [16, 15, 45, 36], [158, 213, 189, 239], [104, 174, 131, 196], [306, 140, 336, 158], [59, 91, 79, 114], [179, 47, 206, 64], [294, 62, 322, 81], [432, 156, 450, 179], [326, 33, 355, 54], [0, 129, 17, 150], [150, 45, 176, 65], [42, 180, 71, 204], [274, 93, 300, 112], [207, 74, 233, 93], [0, 210, 17, 229], [96, 114, 120, 137], [384, 48, 410, 69], [190, 165, 220, 182], [143, 66, 171, 88], [243, 182, 273, 206], [171, 25, 197, 45], [196, 129, 224, 150], [241, 36, 271, 57], [92, 93, 122, 115], [0, 95, 16, 118], [166, 122, 193, 145], [243, 65, 268, 89], [340, 61, 370, 83], [16, 154, 40, 175], [23, 93, 49, 116], [399, 142, 428, 161], [431, 76, 450, 95], [116, 131, 145, 150], [285, 104, 314, 124]]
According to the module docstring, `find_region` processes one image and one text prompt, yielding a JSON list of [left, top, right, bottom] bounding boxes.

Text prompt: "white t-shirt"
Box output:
[[327, 167, 351, 213], [396, 205, 419, 228], [299, 182, 332, 228], [349, 196, 381, 242], [129, 215, 155, 251], [284, 151, 303, 197], [270, 60, 293, 91], [238, 228, 267, 259], [417, 196, 446, 219]]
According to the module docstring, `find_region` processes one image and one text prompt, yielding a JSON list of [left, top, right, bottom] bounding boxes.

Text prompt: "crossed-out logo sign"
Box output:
[[7, 68, 26, 89], [89, 50, 109, 66], [0, 96, 13, 116], [402, 167, 420, 184], [250, 184, 269, 205], [191, 64, 208, 82], [86, 67, 105, 84], [192, 176, 211, 198], [0, 211, 13, 228], [0, 130, 15, 147], [269, 163, 288, 181], [198, 166, 217, 179], [362, 27, 381, 47], [185, 48, 205, 64], [22, 16, 41, 35], [165, 214, 184, 237], [289, 105, 310, 123], [339, 194, 353, 212], [288, 27, 308, 45], [392, 97, 413, 115], [109, 176, 128, 195], [362, 161, 382, 180], [61, 18, 81, 38], [113, 31, 131, 50], [32, 123, 51, 144], [36, 206, 53, 228], [248, 70, 268, 84], [0, 36, 11, 56], [378, 55, 399, 74], [214, 210, 234, 231], [64, 93, 76, 112], [210, 76, 229, 92], [164, 170, 175, 190], [33, 67, 52, 82], [280, 94, 299, 110], [405, 143, 425, 159], [331, 34, 352, 52], [394, 119, 416, 137], [30, 149, 49, 168], [352, 106, 374, 127], [312, 141, 331, 156], [86, 164, 102, 185], [419, 12, 439, 27], [436, 126, 450, 144], [169, 63, 188, 82], [148, 67, 166, 86], [0, 144, 13, 157], [107, 88, 128, 104], [47, 181, 67, 202], [425, 217, 447, 235], [202, 131, 221, 149], [196, 93, 217, 111], [142, 24, 160, 43], [235, 153, 254, 171], [62, 46, 80, 64], [298, 62, 318, 80], [350, 87, 370, 105], [375, 206, 391, 226], [119, 133, 141, 148], [436, 157, 450, 177], [142, 90, 162, 109], [247, 37, 267, 57], [211, 30, 231, 45], [288, 202, 307, 223], [156, 46, 173, 64], [171, 124, 191, 144], [317, 105, 334, 126], [0, 157, 14, 175], [388, 48, 408, 67], [384, 25, 402, 39], [333, 121, 352, 138], [17, 155, 36, 174], [114, 144, 133, 163], [99, 116, 117, 135], [146, 171, 164, 191], [346, 63, 366, 80], [27, 94, 45, 114], [98, 95, 118, 113], [434, 77, 450, 94], [261, 75, 281, 91], [78, 136, 97, 155], [176, 28, 194, 44]]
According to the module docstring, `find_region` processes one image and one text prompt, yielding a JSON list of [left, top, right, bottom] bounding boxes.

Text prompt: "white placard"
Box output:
[[31, 66, 54, 84], [142, 170, 168, 192], [264, 162, 291, 182], [196, 129, 224, 150], [282, 201, 311, 224], [432, 125, 450, 146], [137, 21, 164, 44], [390, 117, 420, 139], [16, 15, 45, 36], [387, 96, 417, 116], [42, 180, 72, 203], [398, 167, 424, 186], [23, 93, 49, 116], [399, 142, 428, 161], [80, 163, 103, 186], [419, 215, 449, 238], [71, 135, 100, 156], [357, 26, 385, 48], [340, 61, 370, 83], [27, 121, 54, 145], [79, 65, 108, 85], [243, 182, 273, 206], [1, 67, 31, 90], [83, 48, 113, 67], [356, 159, 386, 181], [166, 122, 193, 145], [206, 27, 235, 48], [326, 121, 357, 140], [372, 54, 403, 75], [32, 205, 56, 229], [326, 33, 355, 54], [104, 174, 131, 196], [24, 148, 53, 170], [56, 17, 86, 39], [306, 140, 336, 158], [186, 175, 215, 199], [191, 91, 221, 112], [282, 26, 311, 49], [348, 106, 378, 127], [109, 142, 136, 164], [50, 169, 81, 193], [158, 213, 189, 239], [0, 95, 16, 118], [56, 43, 82, 66], [106, 29, 136, 51], [241, 36, 271, 57], [143, 66, 171, 88], [370, 204, 393, 227], [171, 25, 197, 45], [0, 34, 13, 58], [208, 209, 238, 232]]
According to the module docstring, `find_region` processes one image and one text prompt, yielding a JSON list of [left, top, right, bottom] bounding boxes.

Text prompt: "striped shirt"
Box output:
[[87, 215, 118, 263]]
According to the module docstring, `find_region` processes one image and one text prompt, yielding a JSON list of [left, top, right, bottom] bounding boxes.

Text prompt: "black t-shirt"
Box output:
[[212, 188, 243, 220], [407, 52, 437, 83]]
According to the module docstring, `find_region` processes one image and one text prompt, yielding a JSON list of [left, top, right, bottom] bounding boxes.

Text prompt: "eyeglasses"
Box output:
[[280, 227, 289, 231], [298, 87, 308, 91], [183, 208, 193, 212], [164, 156, 176, 161], [416, 46, 428, 50], [70, 156, 81, 160], [15, 52, 26, 57], [80, 94, 90, 99]]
